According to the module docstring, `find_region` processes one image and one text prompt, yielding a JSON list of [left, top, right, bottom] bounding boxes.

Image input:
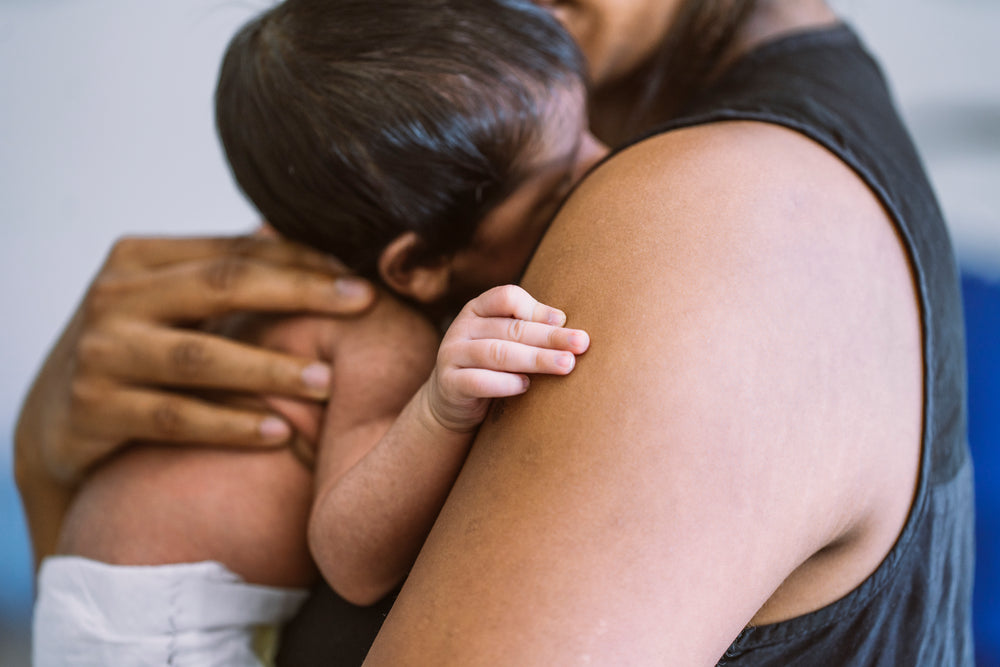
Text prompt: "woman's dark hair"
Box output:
[[216, 0, 584, 278], [632, 0, 759, 128]]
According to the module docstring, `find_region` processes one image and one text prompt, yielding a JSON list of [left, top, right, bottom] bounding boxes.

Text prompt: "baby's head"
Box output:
[[216, 0, 606, 311]]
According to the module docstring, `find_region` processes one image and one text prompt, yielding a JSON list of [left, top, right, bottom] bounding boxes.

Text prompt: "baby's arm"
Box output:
[[310, 285, 589, 605]]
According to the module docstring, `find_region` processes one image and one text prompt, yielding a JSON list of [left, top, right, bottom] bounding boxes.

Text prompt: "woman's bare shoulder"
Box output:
[[539, 117, 920, 491], [532, 118, 916, 371], [524, 117, 923, 620], [565, 120, 867, 229], [365, 120, 923, 663]]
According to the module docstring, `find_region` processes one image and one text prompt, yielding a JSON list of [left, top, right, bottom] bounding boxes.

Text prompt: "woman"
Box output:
[[17, 0, 974, 664]]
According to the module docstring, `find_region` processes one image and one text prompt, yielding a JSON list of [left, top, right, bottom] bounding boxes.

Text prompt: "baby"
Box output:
[[32, 0, 607, 664]]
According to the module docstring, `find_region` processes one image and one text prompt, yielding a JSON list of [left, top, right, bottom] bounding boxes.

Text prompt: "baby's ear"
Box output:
[[378, 232, 451, 304]]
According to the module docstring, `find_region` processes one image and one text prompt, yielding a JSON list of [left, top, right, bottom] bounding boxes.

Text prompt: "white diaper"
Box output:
[[33, 556, 309, 667]]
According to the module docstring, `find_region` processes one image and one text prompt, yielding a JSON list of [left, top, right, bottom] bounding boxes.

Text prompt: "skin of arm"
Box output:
[[14, 313, 82, 569], [363, 122, 923, 664], [308, 286, 589, 606]]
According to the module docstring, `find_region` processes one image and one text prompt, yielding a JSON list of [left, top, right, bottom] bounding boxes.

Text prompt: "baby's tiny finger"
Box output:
[[467, 318, 589, 353], [469, 285, 566, 325], [452, 368, 531, 399], [456, 340, 577, 375]]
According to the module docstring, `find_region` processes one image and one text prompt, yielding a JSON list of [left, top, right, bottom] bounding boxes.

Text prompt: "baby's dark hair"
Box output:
[[216, 0, 585, 279]]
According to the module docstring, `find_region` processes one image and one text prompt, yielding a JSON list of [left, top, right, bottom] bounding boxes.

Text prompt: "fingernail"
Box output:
[[301, 362, 331, 391], [335, 277, 372, 299], [547, 309, 567, 326], [568, 331, 589, 351], [259, 417, 291, 442], [556, 352, 575, 371]]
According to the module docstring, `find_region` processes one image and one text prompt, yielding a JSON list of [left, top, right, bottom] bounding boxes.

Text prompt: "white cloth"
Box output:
[[33, 556, 309, 667]]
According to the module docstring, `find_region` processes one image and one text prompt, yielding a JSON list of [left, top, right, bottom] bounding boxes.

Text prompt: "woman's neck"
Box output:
[[587, 70, 656, 148], [728, 0, 839, 64], [587, 0, 839, 148]]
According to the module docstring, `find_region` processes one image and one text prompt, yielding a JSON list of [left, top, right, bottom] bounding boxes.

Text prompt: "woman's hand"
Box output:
[[15, 234, 375, 487], [423, 284, 590, 433]]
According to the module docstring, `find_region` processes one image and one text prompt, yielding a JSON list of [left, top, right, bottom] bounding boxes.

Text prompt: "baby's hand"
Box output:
[[424, 285, 589, 433]]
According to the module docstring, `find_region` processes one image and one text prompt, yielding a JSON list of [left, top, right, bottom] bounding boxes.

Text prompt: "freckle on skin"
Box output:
[[202, 257, 246, 292], [490, 399, 507, 424], [171, 341, 209, 375], [464, 518, 482, 537], [152, 403, 183, 436]]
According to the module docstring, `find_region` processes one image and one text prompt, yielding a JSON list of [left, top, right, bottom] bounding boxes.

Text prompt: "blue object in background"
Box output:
[[963, 272, 1000, 667], [0, 452, 33, 663], [0, 470, 32, 617]]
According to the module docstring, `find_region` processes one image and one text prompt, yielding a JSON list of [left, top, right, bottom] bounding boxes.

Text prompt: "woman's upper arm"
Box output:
[[364, 122, 921, 664]]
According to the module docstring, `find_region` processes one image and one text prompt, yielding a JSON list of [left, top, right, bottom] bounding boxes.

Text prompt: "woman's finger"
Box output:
[[89, 257, 374, 321], [446, 339, 577, 375], [71, 383, 294, 448], [78, 323, 333, 399], [465, 317, 590, 354], [103, 234, 350, 275], [445, 368, 531, 400]]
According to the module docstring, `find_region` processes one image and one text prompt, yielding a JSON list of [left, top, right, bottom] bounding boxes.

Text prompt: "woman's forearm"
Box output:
[[14, 452, 75, 572], [15, 314, 83, 569]]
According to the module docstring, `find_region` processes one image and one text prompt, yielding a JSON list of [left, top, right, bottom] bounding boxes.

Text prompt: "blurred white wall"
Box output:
[[832, 0, 1000, 277], [1, 0, 998, 662], [0, 0, 262, 433], [0, 1, 263, 660]]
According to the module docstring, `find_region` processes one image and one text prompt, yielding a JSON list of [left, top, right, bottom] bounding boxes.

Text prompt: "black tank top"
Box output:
[[641, 25, 974, 666], [278, 25, 975, 666]]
